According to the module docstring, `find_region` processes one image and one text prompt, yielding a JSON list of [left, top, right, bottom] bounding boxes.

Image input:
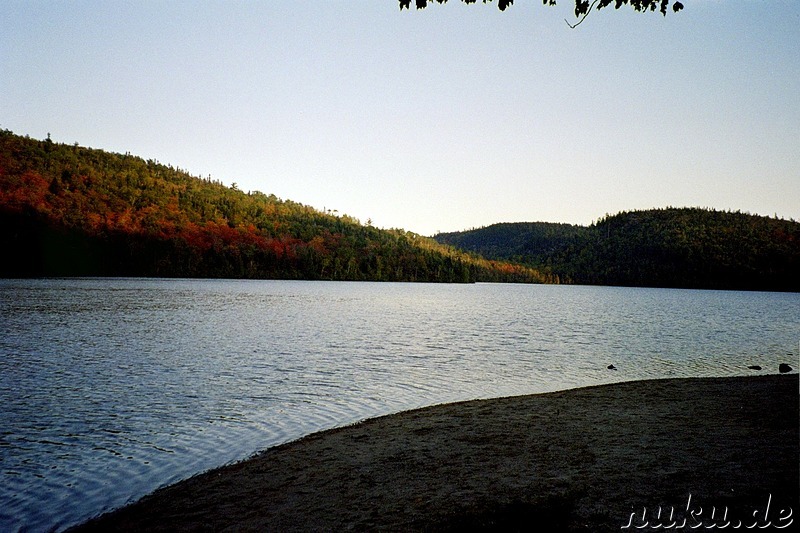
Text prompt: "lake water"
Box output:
[[1, 279, 798, 532]]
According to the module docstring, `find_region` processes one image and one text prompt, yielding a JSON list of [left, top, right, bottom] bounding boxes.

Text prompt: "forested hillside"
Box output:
[[436, 222, 588, 266], [5, 130, 796, 290], [0, 130, 544, 283], [435, 209, 800, 291]]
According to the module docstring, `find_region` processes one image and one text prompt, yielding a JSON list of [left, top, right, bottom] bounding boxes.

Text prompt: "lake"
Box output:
[[1, 278, 797, 532]]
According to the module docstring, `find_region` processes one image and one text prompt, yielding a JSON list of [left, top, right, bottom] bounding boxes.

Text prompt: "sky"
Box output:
[[2, 1, 798, 236]]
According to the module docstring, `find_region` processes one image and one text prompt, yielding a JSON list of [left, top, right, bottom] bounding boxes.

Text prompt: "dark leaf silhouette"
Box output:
[[400, 0, 685, 21]]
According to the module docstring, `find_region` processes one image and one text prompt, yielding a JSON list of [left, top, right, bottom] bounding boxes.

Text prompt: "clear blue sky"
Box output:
[[2, 1, 798, 236]]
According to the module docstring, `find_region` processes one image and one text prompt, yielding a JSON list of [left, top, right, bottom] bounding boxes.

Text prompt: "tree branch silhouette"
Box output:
[[399, 0, 685, 24], [566, 0, 599, 28]]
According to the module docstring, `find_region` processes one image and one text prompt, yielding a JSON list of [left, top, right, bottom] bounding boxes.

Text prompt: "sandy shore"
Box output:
[[74, 374, 798, 532]]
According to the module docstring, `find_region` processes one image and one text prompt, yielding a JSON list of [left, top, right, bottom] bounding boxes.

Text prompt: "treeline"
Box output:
[[0, 130, 545, 283], [435, 208, 800, 291]]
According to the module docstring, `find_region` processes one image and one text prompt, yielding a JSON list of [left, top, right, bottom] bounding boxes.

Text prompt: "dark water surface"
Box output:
[[1, 279, 797, 532]]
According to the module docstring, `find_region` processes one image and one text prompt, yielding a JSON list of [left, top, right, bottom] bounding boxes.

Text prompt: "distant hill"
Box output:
[[435, 208, 800, 291], [435, 222, 588, 266], [0, 130, 544, 283]]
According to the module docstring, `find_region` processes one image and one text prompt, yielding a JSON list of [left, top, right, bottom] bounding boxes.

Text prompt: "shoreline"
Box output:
[[74, 374, 798, 532]]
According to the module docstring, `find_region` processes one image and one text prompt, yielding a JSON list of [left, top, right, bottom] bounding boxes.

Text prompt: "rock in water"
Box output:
[[778, 363, 793, 373], [607, 364, 617, 370], [748, 365, 762, 371]]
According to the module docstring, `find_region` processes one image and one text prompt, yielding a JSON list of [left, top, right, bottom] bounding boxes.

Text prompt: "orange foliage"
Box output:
[[0, 170, 50, 213]]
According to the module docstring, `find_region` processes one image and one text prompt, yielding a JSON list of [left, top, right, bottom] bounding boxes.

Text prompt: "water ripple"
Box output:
[[0, 279, 798, 532]]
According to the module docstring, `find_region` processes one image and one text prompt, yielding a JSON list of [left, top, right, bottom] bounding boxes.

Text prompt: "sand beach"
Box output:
[[74, 374, 798, 532]]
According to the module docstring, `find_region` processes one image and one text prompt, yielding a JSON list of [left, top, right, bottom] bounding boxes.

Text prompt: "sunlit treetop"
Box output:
[[400, 0, 685, 27]]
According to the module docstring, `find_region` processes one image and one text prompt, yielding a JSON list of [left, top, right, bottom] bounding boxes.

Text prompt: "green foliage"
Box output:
[[0, 130, 544, 283], [436, 222, 587, 266], [435, 208, 800, 291], [9, 129, 791, 291]]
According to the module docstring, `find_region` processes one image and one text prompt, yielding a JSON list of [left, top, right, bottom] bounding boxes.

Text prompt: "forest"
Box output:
[[435, 208, 800, 291], [0, 130, 545, 283], [3, 130, 796, 290]]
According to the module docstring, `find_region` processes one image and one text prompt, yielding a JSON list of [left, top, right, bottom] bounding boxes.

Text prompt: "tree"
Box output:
[[0, 130, 547, 283], [400, 0, 685, 27]]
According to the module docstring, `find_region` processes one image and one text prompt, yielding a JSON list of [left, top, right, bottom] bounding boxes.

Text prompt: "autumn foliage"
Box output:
[[0, 130, 546, 283]]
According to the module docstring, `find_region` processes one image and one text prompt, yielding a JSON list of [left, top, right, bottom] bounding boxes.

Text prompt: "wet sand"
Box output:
[[74, 374, 798, 532]]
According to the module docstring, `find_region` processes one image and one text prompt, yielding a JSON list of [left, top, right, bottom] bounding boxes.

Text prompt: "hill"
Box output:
[[435, 209, 800, 291], [0, 130, 544, 283], [435, 222, 588, 266]]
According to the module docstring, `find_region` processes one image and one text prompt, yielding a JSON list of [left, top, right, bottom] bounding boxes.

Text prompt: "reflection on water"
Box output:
[[0, 279, 797, 531]]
